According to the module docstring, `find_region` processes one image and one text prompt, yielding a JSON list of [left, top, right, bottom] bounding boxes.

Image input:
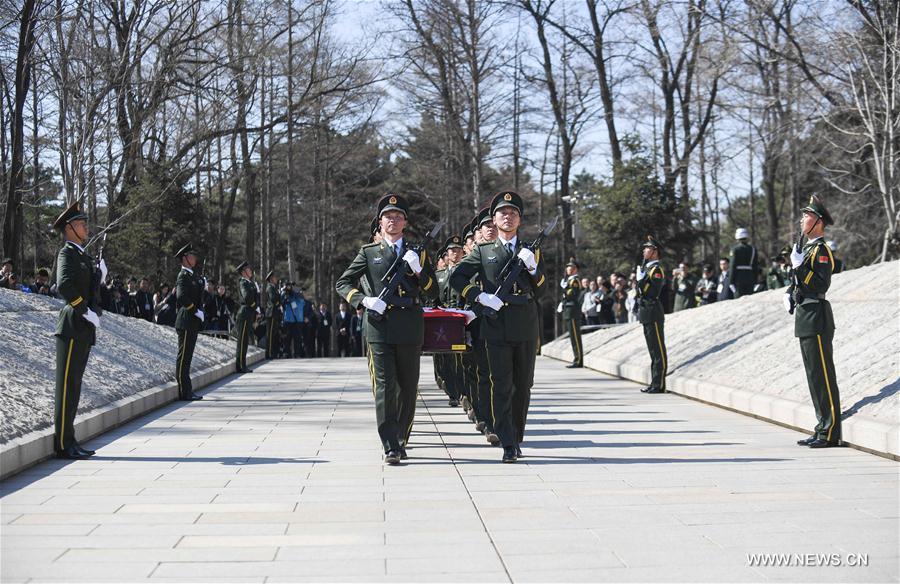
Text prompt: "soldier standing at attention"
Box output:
[[788, 195, 842, 449], [174, 244, 204, 401], [560, 258, 583, 368], [234, 261, 258, 373], [52, 202, 103, 459], [728, 228, 760, 297], [636, 236, 668, 395], [450, 191, 546, 463], [336, 194, 437, 465], [264, 271, 282, 359]]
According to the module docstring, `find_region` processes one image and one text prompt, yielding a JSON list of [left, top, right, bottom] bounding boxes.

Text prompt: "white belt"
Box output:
[[736, 266, 753, 270]]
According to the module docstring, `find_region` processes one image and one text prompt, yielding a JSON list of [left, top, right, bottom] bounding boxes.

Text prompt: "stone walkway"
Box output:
[[1, 356, 897, 583]]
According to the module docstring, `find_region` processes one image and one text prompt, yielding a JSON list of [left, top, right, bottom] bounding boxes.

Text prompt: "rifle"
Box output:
[[90, 233, 108, 316], [483, 215, 559, 320], [785, 225, 806, 315], [369, 219, 445, 322]]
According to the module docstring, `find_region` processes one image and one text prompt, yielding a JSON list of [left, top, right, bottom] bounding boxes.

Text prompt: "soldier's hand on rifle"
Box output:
[[98, 258, 108, 282], [782, 292, 794, 314], [476, 292, 503, 312], [789, 247, 804, 269], [517, 248, 537, 273], [462, 310, 477, 325], [196, 309, 205, 323], [635, 265, 646, 280], [362, 296, 387, 315], [402, 250, 423, 275], [83, 308, 101, 329]]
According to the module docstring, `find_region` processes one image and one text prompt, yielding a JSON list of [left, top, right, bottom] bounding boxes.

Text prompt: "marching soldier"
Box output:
[[443, 235, 468, 409], [560, 258, 583, 368], [52, 202, 102, 459], [234, 261, 258, 373], [450, 191, 546, 463], [335, 194, 438, 465], [174, 244, 204, 401], [470, 207, 499, 443], [264, 270, 282, 359], [728, 228, 761, 297], [636, 236, 668, 394], [789, 195, 842, 448], [433, 243, 450, 397]]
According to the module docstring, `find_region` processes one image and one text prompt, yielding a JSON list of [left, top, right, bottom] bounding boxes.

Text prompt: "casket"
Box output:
[[422, 309, 469, 354]]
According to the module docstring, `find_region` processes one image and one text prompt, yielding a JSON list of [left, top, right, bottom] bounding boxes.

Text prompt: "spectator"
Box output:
[[0, 258, 13, 288], [304, 291, 318, 356], [697, 264, 718, 305], [597, 281, 615, 324], [132, 278, 154, 321], [335, 301, 352, 357], [673, 262, 697, 312], [154, 283, 176, 326], [108, 286, 129, 315], [212, 284, 234, 333], [281, 282, 310, 358], [717, 257, 734, 301], [581, 280, 600, 325], [612, 279, 629, 324], [31, 268, 51, 293], [5, 273, 21, 291], [351, 306, 365, 356], [315, 302, 332, 357], [626, 274, 640, 323]]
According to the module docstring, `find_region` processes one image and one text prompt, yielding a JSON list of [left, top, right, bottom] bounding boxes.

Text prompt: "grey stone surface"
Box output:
[[0, 288, 261, 443], [1, 356, 897, 582]]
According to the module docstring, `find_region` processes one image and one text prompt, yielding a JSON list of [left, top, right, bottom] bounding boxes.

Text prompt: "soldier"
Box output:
[[263, 270, 282, 359], [174, 244, 204, 401], [767, 247, 791, 290], [52, 202, 103, 459], [560, 258, 583, 368], [433, 244, 450, 396], [636, 236, 668, 394], [450, 191, 546, 463], [439, 235, 466, 407], [672, 261, 697, 311], [728, 228, 760, 297], [788, 195, 842, 448], [335, 194, 438, 464], [234, 261, 259, 373]]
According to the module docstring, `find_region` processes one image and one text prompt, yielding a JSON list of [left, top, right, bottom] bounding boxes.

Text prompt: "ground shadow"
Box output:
[[841, 378, 900, 420], [407, 455, 789, 465], [668, 337, 740, 373]]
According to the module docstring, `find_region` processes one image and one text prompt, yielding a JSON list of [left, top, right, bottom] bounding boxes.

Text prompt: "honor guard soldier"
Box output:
[[264, 270, 282, 359], [788, 196, 842, 448], [174, 244, 204, 401], [470, 207, 500, 442], [442, 235, 467, 408], [52, 202, 103, 459], [336, 194, 438, 464], [450, 191, 546, 463], [432, 243, 450, 396], [636, 236, 668, 394], [728, 228, 761, 297], [234, 261, 258, 373], [560, 257, 584, 368]]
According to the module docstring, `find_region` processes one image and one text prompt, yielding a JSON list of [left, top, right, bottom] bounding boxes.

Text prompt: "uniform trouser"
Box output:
[[176, 328, 198, 398], [284, 322, 304, 357], [485, 339, 537, 448], [473, 339, 493, 431], [564, 316, 583, 365], [337, 334, 351, 357], [367, 342, 421, 452], [437, 354, 459, 400], [265, 317, 281, 359], [316, 334, 330, 357], [55, 336, 92, 452], [642, 321, 667, 390], [235, 318, 251, 371], [799, 333, 842, 443], [433, 354, 446, 392], [461, 351, 476, 403]]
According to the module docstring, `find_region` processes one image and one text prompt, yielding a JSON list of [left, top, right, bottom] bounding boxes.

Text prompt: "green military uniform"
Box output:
[[335, 194, 438, 461], [672, 269, 697, 311], [728, 232, 760, 297], [433, 259, 450, 396], [767, 263, 789, 290], [234, 262, 259, 373], [791, 196, 841, 447], [636, 236, 667, 394], [437, 236, 467, 407], [264, 272, 282, 359], [174, 244, 204, 401], [52, 203, 98, 459], [561, 259, 583, 367], [467, 210, 497, 439], [449, 191, 546, 461]]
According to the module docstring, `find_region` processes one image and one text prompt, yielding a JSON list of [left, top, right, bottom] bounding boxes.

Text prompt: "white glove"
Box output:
[[196, 309, 205, 322], [560, 277, 569, 290], [790, 246, 804, 269], [462, 310, 477, 325], [476, 292, 503, 312], [256, 306, 262, 314], [782, 292, 793, 314], [362, 296, 387, 315], [98, 258, 108, 282], [402, 250, 423, 274], [517, 248, 537, 273], [635, 265, 646, 280], [729, 284, 737, 295], [83, 308, 100, 329]]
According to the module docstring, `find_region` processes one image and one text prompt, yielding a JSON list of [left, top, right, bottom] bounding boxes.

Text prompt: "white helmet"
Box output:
[[734, 227, 750, 240], [827, 240, 838, 251]]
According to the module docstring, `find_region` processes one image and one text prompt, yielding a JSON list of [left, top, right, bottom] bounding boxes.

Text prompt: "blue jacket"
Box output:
[[282, 292, 310, 324]]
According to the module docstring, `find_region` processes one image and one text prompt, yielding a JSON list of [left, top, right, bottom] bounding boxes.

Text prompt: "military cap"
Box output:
[[444, 235, 464, 250], [776, 245, 792, 258], [801, 194, 834, 226], [174, 243, 198, 258], [476, 206, 493, 227], [1, 257, 12, 266], [642, 234, 661, 250], [436, 245, 447, 258], [265, 270, 276, 282], [235, 260, 251, 274], [377, 193, 409, 218], [52, 201, 88, 231], [37, 268, 50, 277], [566, 257, 580, 268], [490, 190, 524, 217], [463, 220, 476, 241], [370, 216, 380, 235]]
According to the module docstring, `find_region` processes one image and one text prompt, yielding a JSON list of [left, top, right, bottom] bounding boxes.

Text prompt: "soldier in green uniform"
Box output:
[[672, 261, 697, 312], [728, 228, 761, 297], [788, 195, 842, 448], [234, 261, 259, 373], [264, 271, 282, 359], [767, 247, 791, 290], [560, 258, 583, 368], [336, 194, 438, 464], [52, 202, 102, 459], [439, 235, 466, 407], [174, 243, 204, 401], [433, 243, 450, 397], [636, 236, 668, 394], [470, 207, 499, 442], [450, 191, 547, 463]]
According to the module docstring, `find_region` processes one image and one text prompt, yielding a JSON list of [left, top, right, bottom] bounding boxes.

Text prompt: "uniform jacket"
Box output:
[[636, 260, 666, 325], [561, 275, 583, 320], [265, 283, 282, 320], [793, 238, 836, 338], [175, 267, 203, 332], [673, 272, 697, 311], [235, 278, 259, 324], [55, 241, 97, 344], [728, 242, 760, 292]]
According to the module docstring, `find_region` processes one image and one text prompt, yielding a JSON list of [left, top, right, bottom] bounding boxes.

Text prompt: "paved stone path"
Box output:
[[2, 356, 897, 583]]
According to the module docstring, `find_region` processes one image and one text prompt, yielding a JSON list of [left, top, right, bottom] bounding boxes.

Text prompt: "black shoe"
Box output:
[[796, 435, 817, 446], [515, 445, 522, 458], [808, 439, 841, 449], [475, 421, 486, 433], [384, 450, 401, 465], [486, 432, 500, 445], [400, 448, 408, 460], [181, 393, 203, 401], [56, 447, 89, 460], [502, 446, 518, 463], [448, 398, 459, 407], [566, 363, 583, 369], [73, 444, 96, 456], [641, 386, 666, 394]]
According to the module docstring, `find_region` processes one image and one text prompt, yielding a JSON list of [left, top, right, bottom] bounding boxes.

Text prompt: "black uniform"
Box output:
[[728, 241, 760, 297]]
